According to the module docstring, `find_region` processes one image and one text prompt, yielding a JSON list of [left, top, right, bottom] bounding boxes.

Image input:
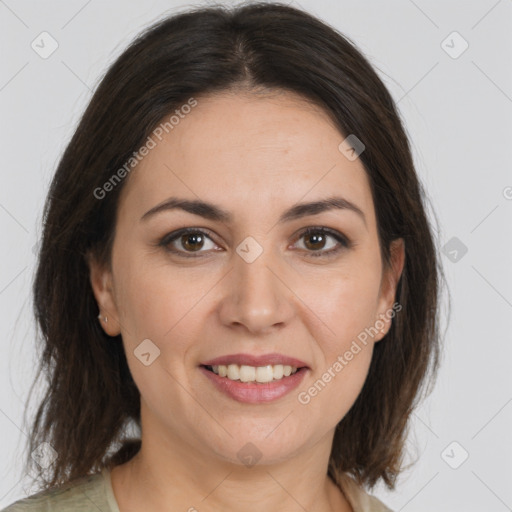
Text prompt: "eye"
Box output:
[[160, 228, 218, 257], [292, 227, 350, 258], [159, 226, 351, 258]]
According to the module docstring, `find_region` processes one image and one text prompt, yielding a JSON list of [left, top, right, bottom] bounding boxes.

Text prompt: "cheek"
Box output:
[[296, 288, 377, 427], [113, 251, 214, 373], [112, 245, 181, 336], [300, 258, 382, 422], [113, 259, 205, 420], [296, 257, 383, 347], [300, 345, 373, 430]]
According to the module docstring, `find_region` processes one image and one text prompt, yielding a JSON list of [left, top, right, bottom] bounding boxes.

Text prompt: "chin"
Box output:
[[204, 426, 314, 468]]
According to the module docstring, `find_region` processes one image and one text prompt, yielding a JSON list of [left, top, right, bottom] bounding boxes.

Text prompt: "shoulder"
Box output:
[[337, 473, 394, 512], [1, 472, 108, 512]]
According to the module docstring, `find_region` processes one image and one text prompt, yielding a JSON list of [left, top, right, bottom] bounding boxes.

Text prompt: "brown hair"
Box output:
[[24, 0, 444, 493]]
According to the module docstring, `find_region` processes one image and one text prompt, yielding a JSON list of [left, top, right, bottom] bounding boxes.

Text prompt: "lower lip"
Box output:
[[199, 366, 308, 404]]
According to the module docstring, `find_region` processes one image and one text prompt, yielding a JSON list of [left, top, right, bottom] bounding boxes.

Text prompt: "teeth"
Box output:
[[209, 364, 299, 383]]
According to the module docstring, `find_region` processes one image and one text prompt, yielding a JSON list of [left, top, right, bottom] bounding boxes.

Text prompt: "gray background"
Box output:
[[1, 0, 511, 510]]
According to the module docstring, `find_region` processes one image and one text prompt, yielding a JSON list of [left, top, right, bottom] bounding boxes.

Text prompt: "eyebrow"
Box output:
[[140, 195, 366, 227]]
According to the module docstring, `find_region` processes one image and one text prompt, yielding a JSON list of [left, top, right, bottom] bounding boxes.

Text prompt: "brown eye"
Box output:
[[294, 227, 350, 258], [303, 231, 328, 251], [160, 226, 350, 259], [181, 232, 206, 252], [161, 228, 217, 256]]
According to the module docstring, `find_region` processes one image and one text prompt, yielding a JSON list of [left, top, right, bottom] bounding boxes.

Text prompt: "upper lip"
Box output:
[[201, 353, 309, 368]]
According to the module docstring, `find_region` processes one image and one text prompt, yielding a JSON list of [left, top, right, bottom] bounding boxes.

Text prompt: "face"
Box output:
[[89, 90, 404, 468]]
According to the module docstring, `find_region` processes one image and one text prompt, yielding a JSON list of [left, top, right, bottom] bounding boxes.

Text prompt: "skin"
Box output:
[[88, 90, 405, 512]]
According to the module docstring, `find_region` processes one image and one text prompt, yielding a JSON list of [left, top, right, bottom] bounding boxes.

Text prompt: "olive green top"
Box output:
[[2, 468, 392, 511]]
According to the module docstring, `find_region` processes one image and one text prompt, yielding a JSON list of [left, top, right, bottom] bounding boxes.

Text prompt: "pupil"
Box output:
[[183, 233, 203, 251], [306, 233, 324, 250]]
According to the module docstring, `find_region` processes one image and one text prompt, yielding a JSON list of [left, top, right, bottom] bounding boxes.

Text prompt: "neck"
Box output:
[[110, 429, 353, 512]]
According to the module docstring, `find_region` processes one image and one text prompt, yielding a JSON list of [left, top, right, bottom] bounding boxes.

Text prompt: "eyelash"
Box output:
[[159, 226, 351, 259]]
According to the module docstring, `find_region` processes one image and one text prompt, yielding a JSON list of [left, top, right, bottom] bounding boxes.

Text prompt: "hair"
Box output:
[[24, 0, 444, 494]]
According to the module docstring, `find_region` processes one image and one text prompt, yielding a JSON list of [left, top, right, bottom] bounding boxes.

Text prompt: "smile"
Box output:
[[200, 365, 308, 404], [204, 363, 300, 383]]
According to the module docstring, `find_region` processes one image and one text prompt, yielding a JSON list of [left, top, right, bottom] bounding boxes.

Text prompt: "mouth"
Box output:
[[201, 363, 305, 384], [199, 363, 309, 404]]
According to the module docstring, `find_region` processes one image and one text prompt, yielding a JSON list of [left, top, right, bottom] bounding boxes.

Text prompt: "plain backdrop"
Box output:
[[1, 1, 511, 510]]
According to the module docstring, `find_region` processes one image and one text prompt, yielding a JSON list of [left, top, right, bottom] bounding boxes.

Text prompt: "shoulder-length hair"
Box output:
[[26, 1, 444, 492]]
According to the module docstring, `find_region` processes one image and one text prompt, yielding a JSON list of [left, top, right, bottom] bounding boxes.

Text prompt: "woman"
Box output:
[[2, 2, 443, 511]]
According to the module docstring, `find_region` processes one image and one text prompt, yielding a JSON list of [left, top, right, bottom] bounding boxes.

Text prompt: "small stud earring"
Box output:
[[97, 313, 108, 323]]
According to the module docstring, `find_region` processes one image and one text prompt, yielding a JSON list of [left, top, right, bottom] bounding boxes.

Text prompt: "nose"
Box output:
[[218, 245, 295, 335]]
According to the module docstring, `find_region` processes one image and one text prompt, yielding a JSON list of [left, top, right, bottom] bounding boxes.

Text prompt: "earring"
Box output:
[[97, 313, 108, 323]]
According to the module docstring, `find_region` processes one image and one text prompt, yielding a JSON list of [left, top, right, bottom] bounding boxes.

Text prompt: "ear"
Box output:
[[374, 238, 405, 342], [86, 250, 121, 337]]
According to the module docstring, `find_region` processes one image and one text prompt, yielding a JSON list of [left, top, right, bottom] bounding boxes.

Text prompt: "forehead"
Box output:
[[117, 91, 375, 225]]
